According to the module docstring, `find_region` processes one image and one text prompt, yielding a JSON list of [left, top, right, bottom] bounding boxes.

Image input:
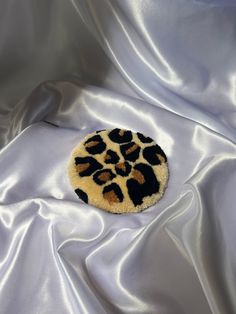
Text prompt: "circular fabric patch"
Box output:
[[68, 129, 169, 214]]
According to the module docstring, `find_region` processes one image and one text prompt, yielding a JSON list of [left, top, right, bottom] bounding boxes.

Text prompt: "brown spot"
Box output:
[[116, 162, 126, 171], [119, 129, 125, 136], [104, 154, 111, 161], [98, 172, 111, 182], [76, 163, 89, 173], [85, 141, 99, 148], [157, 154, 165, 164], [126, 143, 139, 154], [132, 169, 145, 184], [103, 190, 120, 204]]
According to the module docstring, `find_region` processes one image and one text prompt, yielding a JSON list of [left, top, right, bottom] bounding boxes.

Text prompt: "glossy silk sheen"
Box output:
[[0, 1, 236, 314]]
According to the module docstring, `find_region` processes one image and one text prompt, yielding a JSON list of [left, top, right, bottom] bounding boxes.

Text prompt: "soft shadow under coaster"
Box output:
[[68, 129, 169, 214]]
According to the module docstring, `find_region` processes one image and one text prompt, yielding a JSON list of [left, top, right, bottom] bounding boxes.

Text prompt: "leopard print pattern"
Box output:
[[68, 129, 169, 213]]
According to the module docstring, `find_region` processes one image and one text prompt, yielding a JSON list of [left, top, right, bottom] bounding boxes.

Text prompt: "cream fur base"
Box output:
[[68, 130, 169, 214]]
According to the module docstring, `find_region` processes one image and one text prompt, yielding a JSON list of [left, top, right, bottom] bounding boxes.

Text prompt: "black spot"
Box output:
[[137, 132, 153, 143], [143, 145, 167, 165], [75, 188, 88, 203], [108, 128, 132, 143], [96, 129, 105, 133], [93, 169, 116, 185], [120, 142, 141, 162], [75, 156, 103, 176], [126, 163, 160, 206], [84, 134, 106, 154], [115, 161, 131, 177], [103, 183, 124, 203], [104, 149, 120, 164]]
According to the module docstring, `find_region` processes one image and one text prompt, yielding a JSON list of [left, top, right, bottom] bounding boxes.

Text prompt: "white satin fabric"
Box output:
[[0, 1, 236, 313]]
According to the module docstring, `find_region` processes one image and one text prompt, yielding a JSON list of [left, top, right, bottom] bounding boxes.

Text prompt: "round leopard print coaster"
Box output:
[[68, 129, 169, 214]]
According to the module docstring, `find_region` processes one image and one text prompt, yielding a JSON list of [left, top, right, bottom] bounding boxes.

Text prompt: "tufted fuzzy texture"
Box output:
[[68, 129, 169, 214]]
